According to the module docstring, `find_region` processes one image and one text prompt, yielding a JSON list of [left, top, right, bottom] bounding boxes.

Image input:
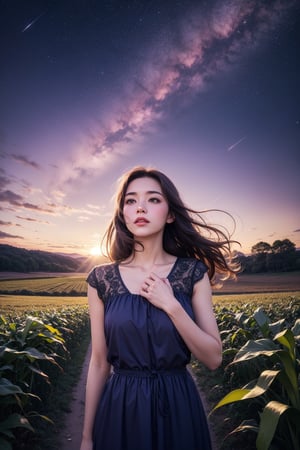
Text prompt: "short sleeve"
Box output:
[[86, 267, 98, 289], [86, 266, 105, 301], [85, 263, 126, 302], [192, 260, 208, 285]]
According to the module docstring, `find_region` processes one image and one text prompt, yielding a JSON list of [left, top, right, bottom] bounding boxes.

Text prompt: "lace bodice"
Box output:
[[87, 257, 207, 303]]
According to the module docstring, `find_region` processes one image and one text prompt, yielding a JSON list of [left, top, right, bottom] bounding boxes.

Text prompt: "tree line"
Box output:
[[0, 241, 299, 274], [238, 239, 299, 273], [0, 244, 82, 273]]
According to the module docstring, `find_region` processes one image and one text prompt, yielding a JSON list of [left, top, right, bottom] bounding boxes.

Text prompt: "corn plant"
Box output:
[[212, 308, 300, 450], [0, 314, 66, 450]]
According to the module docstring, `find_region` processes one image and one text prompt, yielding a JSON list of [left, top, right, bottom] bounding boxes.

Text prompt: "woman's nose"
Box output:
[[137, 205, 146, 213]]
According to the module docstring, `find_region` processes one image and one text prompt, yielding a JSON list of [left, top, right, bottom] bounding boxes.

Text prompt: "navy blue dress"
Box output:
[[87, 257, 212, 450]]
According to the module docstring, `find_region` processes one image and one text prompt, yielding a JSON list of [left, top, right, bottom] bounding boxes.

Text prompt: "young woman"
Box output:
[[80, 166, 239, 450]]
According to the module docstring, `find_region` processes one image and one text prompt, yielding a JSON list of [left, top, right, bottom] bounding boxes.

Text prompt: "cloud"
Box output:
[[57, 0, 296, 187], [294, 229, 300, 233], [16, 216, 50, 224], [0, 189, 53, 213], [11, 154, 41, 169], [0, 170, 11, 190], [0, 231, 24, 239]]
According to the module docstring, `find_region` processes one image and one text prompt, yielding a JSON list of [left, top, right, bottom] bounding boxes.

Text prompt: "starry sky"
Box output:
[[1, 0, 299, 257]]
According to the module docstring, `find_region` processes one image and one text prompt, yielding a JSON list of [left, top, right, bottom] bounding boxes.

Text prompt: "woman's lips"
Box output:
[[134, 217, 149, 224]]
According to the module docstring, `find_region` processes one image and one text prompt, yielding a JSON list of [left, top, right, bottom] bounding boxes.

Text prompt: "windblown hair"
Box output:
[[103, 166, 240, 283]]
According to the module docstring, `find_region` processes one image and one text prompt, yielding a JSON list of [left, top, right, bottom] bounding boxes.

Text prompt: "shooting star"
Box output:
[[227, 136, 246, 152], [22, 12, 46, 33]]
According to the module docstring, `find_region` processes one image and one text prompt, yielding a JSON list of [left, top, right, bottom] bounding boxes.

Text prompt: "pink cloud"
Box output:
[[0, 230, 24, 239]]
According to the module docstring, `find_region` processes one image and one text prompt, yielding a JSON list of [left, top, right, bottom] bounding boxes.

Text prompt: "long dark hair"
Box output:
[[103, 166, 240, 282]]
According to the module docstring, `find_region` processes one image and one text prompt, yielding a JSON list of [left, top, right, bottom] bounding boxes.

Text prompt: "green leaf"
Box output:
[[277, 370, 300, 408], [291, 318, 300, 336], [0, 378, 24, 396], [256, 401, 290, 450], [229, 339, 283, 365], [274, 329, 295, 362], [28, 364, 50, 382], [0, 413, 34, 433], [269, 319, 286, 335], [4, 347, 56, 363], [232, 338, 277, 364], [243, 370, 280, 399], [228, 419, 259, 436], [253, 308, 270, 327], [211, 389, 251, 412], [275, 351, 299, 401], [254, 308, 270, 337]]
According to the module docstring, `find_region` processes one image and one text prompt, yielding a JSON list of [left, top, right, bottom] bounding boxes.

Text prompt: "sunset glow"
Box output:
[[89, 246, 103, 257]]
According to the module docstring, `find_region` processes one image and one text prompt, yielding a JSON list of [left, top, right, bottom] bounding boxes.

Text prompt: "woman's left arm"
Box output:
[[141, 272, 222, 370]]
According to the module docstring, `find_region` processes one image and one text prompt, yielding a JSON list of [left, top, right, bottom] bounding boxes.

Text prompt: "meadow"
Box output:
[[0, 272, 299, 449]]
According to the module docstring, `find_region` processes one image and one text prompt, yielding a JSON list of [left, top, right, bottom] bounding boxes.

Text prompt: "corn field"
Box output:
[[0, 274, 299, 450], [0, 305, 90, 450]]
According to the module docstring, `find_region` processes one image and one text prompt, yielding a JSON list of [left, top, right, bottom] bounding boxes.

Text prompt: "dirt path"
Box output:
[[58, 347, 216, 450], [58, 345, 91, 450]]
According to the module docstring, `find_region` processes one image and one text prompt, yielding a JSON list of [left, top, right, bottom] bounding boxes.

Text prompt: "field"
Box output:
[[0, 271, 299, 449], [214, 271, 300, 294], [0, 270, 299, 294], [0, 275, 87, 296], [0, 271, 299, 316]]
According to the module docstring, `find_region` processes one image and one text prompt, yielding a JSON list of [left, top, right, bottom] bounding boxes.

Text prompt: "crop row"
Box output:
[[0, 277, 87, 296], [0, 305, 90, 450], [193, 296, 300, 450]]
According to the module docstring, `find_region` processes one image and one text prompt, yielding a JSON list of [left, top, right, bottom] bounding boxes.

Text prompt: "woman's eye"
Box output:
[[125, 198, 135, 205], [149, 197, 161, 203]]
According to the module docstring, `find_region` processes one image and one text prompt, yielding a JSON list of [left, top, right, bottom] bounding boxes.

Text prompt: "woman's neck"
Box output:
[[123, 244, 175, 270]]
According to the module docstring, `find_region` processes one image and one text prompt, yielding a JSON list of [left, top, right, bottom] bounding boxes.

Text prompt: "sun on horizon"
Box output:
[[89, 246, 103, 257]]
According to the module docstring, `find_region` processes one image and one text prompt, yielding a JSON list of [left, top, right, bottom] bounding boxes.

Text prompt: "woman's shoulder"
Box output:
[[88, 261, 116, 275], [86, 263, 116, 287], [171, 257, 208, 295], [176, 257, 207, 273], [86, 262, 121, 301]]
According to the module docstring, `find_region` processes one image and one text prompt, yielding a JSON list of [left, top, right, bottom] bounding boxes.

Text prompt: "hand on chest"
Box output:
[[119, 263, 174, 295]]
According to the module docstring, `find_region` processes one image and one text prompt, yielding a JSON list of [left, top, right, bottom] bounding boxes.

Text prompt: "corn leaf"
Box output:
[[256, 401, 290, 450], [243, 370, 280, 399], [0, 413, 34, 432], [211, 389, 251, 412], [0, 378, 24, 396], [228, 419, 259, 436], [274, 329, 295, 362]]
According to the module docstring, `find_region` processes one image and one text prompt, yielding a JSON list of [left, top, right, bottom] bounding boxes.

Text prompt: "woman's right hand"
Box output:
[[80, 437, 93, 450]]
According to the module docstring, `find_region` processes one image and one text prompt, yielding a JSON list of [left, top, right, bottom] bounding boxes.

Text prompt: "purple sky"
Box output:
[[1, 0, 299, 256]]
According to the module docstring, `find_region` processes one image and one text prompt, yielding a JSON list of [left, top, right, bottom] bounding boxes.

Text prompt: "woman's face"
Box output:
[[123, 176, 173, 239]]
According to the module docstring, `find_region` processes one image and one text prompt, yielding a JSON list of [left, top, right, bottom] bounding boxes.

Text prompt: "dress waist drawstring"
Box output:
[[112, 367, 187, 417], [113, 367, 187, 377]]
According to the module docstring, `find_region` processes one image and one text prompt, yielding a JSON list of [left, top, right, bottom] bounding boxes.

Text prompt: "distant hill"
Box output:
[[0, 244, 106, 273]]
